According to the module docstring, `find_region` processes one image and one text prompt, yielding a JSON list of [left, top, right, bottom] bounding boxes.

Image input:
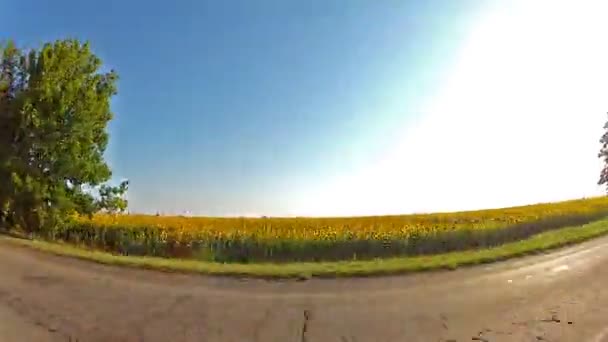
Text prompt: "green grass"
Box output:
[[3, 217, 608, 279]]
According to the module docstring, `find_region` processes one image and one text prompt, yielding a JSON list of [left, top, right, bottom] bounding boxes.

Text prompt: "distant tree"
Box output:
[[599, 113, 608, 192], [0, 39, 127, 231]]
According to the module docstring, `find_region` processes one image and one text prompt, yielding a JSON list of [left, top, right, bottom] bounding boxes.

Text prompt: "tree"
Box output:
[[97, 180, 129, 214], [0, 39, 127, 231], [599, 113, 608, 192]]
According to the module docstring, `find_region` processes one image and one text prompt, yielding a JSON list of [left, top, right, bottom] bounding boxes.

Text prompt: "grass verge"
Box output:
[[3, 217, 608, 279]]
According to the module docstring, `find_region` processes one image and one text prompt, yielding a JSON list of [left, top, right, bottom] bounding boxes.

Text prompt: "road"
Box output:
[[2, 237, 608, 342]]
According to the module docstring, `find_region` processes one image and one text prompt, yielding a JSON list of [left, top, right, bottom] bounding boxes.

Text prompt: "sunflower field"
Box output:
[[39, 197, 608, 263]]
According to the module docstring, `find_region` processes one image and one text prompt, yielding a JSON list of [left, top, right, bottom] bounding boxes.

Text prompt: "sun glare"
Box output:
[[294, 0, 608, 217]]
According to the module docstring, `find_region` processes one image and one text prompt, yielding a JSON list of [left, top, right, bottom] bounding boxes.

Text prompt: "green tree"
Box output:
[[599, 113, 608, 191], [98, 180, 129, 214], [0, 39, 127, 231]]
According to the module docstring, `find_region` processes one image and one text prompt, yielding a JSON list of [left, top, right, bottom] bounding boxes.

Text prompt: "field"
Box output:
[[39, 197, 608, 263]]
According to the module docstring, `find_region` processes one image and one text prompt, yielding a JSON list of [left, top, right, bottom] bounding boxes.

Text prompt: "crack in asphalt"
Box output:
[[301, 309, 311, 342]]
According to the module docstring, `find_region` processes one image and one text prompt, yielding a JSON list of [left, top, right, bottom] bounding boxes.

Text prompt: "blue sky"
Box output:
[[3, 1, 606, 216]]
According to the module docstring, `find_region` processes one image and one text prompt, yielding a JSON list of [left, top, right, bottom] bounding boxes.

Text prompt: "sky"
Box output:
[[2, 0, 607, 217]]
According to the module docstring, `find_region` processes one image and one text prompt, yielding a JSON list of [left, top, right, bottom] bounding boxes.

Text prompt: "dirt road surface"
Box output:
[[2, 237, 608, 342]]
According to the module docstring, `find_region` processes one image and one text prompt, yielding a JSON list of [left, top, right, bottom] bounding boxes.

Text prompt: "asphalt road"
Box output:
[[2, 237, 608, 342]]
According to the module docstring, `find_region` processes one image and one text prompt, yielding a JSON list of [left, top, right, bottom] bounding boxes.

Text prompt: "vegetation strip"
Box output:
[[46, 197, 608, 263], [3, 218, 608, 279]]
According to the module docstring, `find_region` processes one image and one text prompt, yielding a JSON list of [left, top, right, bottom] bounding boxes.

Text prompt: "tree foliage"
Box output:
[[599, 113, 608, 192], [0, 39, 127, 232]]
